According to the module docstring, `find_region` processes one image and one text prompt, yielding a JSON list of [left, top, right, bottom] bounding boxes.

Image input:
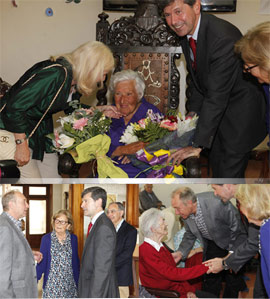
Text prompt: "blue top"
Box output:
[[260, 219, 270, 297], [262, 84, 270, 141], [107, 97, 162, 177], [36, 232, 80, 289]]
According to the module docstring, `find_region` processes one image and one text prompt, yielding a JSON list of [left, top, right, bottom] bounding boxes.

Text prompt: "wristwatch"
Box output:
[[222, 259, 229, 270], [15, 138, 27, 145]]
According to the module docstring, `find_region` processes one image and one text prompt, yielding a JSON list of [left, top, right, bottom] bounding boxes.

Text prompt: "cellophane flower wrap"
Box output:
[[47, 108, 128, 178], [120, 109, 198, 178]]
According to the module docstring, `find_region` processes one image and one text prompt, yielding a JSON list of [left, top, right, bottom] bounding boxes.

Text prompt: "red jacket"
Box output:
[[139, 242, 207, 297]]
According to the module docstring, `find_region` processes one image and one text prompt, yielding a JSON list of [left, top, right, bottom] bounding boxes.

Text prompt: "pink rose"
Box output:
[[73, 117, 88, 131], [54, 129, 61, 148], [160, 119, 177, 131], [138, 118, 146, 129]]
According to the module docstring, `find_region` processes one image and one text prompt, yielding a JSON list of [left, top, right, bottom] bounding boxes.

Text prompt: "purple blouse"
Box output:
[[107, 98, 162, 177]]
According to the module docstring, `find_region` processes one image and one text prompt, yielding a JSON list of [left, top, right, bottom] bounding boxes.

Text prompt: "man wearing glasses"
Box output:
[[161, 0, 267, 178]]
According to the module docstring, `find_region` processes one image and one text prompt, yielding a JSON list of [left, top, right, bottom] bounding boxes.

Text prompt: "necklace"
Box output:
[[258, 218, 270, 253]]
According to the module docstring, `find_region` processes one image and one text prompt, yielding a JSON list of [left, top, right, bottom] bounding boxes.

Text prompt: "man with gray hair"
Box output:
[[171, 186, 247, 297], [0, 190, 42, 298], [107, 202, 137, 298]]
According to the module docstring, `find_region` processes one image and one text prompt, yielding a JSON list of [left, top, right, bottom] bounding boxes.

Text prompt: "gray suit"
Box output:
[[0, 212, 38, 298], [177, 192, 247, 298], [177, 192, 247, 260], [139, 190, 162, 211], [78, 212, 119, 298]]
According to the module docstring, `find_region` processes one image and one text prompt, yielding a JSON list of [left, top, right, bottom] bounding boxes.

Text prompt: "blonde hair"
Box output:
[[51, 41, 114, 96], [235, 184, 270, 221], [51, 209, 74, 232], [235, 22, 270, 80]]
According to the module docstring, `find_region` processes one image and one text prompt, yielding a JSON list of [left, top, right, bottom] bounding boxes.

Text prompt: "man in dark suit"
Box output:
[[205, 184, 268, 298], [161, 0, 266, 178], [139, 184, 165, 211], [171, 186, 247, 298], [79, 186, 119, 298], [107, 202, 137, 298]]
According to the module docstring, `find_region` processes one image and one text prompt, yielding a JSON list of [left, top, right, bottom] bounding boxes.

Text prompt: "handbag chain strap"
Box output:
[[0, 63, 68, 140]]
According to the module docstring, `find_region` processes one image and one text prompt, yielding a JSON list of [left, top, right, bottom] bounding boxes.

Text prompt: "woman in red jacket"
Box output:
[[139, 208, 209, 298]]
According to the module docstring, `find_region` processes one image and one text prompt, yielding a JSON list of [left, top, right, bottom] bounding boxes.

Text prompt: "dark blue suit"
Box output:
[[116, 220, 137, 286]]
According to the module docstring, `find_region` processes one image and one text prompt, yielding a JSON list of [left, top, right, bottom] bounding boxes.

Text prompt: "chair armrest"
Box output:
[[183, 156, 201, 178]]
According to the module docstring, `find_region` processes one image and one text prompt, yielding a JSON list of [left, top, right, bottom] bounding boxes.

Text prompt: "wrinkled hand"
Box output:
[[203, 258, 223, 274], [112, 141, 146, 157], [172, 251, 182, 264], [118, 155, 131, 164], [14, 142, 30, 166], [167, 146, 201, 166], [96, 105, 122, 119], [33, 251, 43, 263]]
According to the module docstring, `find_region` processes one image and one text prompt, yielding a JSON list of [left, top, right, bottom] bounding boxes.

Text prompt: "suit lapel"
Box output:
[[82, 213, 104, 261], [181, 38, 202, 93], [4, 214, 34, 261]]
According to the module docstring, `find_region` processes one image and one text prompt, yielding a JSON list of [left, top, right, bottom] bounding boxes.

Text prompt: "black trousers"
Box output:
[[209, 133, 250, 178], [202, 240, 246, 298]]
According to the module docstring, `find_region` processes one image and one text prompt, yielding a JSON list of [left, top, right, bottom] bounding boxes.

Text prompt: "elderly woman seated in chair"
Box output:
[[139, 208, 208, 298], [107, 69, 162, 178]]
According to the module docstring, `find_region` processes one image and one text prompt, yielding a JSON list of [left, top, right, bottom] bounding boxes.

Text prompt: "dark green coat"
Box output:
[[0, 58, 81, 161]]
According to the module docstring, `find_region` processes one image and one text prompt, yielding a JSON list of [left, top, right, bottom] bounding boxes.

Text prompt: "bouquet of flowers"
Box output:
[[120, 109, 198, 178], [47, 108, 128, 178]]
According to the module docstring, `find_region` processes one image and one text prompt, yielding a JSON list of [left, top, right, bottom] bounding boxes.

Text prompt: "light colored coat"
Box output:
[[0, 212, 38, 298]]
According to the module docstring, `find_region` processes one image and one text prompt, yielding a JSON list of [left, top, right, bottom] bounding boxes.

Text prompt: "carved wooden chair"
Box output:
[[59, 0, 201, 178], [96, 0, 181, 114]]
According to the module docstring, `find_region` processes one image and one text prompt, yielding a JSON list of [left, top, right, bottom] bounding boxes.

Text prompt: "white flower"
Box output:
[[59, 134, 75, 148], [58, 115, 74, 127], [120, 124, 139, 144], [176, 115, 199, 136]]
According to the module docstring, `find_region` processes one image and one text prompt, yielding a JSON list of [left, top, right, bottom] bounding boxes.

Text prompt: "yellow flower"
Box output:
[[143, 149, 154, 161], [153, 149, 171, 157], [173, 164, 184, 176]]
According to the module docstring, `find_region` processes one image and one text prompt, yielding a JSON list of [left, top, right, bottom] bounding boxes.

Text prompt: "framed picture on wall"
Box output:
[[103, 0, 237, 12]]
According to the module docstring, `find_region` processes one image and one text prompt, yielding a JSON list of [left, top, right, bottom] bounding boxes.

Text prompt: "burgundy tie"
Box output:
[[189, 37, 197, 69], [87, 222, 93, 237]]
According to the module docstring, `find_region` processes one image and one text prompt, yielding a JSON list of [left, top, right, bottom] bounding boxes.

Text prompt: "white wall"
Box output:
[[1, 0, 269, 110]]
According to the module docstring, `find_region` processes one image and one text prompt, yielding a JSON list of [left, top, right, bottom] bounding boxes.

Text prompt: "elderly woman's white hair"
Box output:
[[109, 69, 146, 100], [140, 208, 163, 238]]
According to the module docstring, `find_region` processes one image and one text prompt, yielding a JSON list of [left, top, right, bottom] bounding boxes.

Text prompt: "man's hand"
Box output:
[[96, 105, 122, 118], [172, 251, 182, 264], [32, 251, 43, 263], [167, 146, 201, 166], [203, 257, 223, 274], [112, 141, 146, 157]]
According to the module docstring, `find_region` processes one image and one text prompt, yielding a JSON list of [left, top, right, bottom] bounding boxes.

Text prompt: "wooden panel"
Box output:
[[123, 52, 169, 113], [69, 184, 84, 260], [126, 184, 139, 227]]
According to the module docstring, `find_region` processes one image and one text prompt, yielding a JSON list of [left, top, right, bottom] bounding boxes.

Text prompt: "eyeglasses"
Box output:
[[55, 219, 68, 225], [243, 64, 258, 73]]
